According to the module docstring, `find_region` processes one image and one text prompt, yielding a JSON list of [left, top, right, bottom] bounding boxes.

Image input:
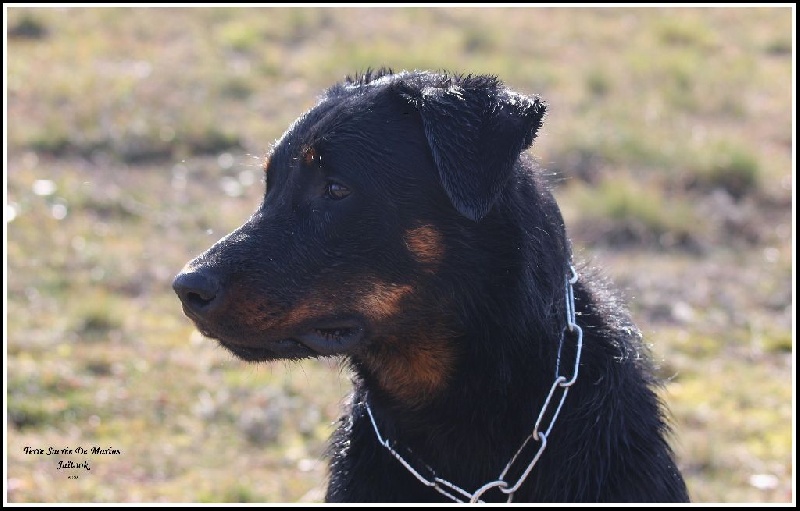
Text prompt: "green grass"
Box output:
[[685, 138, 761, 199], [5, 5, 793, 504], [559, 177, 707, 251]]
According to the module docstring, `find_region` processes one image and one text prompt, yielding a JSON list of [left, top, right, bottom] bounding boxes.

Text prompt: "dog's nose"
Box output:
[[172, 270, 222, 315]]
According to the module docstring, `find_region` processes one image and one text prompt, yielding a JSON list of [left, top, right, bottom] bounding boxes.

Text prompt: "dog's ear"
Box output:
[[396, 77, 546, 221]]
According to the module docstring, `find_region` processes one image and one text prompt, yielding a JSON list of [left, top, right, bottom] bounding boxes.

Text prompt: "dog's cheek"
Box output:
[[356, 280, 458, 408], [361, 326, 457, 408], [357, 281, 413, 320]]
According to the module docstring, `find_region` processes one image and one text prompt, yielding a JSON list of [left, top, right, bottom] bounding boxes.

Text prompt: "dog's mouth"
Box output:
[[297, 324, 364, 355], [215, 321, 365, 362]]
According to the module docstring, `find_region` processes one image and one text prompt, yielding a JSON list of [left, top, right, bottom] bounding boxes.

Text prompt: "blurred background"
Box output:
[[5, 6, 793, 504]]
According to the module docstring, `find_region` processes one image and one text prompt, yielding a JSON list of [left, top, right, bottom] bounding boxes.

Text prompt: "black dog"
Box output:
[[173, 69, 690, 503]]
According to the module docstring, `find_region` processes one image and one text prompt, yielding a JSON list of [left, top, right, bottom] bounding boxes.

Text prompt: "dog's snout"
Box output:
[[172, 270, 222, 314]]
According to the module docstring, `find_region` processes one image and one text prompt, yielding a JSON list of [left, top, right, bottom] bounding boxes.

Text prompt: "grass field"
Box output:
[[5, 6, 794, 504]]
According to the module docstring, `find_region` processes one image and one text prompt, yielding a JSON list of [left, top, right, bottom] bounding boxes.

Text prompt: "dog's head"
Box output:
[[173, 70, 547, 405]]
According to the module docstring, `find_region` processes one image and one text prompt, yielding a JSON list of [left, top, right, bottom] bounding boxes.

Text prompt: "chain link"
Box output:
[[364, 265, 583, 503]]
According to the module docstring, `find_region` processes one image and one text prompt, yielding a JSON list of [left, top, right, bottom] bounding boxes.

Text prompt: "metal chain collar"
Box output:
[[365, 265, 583, 503]]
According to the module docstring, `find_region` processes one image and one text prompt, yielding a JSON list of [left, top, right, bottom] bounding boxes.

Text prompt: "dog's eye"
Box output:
[[325, 182, 351, 200]]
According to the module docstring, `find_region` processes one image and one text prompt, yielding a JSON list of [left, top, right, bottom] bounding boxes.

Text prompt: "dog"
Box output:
[[172, 69, 690, 503]]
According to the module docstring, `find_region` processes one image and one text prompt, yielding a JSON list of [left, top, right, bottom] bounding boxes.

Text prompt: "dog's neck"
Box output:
[[352, 272, 579, 473], [354, 267, 583, 502]]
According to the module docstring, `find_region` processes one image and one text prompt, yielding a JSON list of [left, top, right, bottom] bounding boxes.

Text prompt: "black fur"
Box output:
[[173, 69, 690, 503]]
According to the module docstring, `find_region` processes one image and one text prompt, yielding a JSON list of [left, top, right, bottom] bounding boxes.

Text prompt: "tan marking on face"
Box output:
[[363, 327, 456, 408], [279, 294, 341, 329], [240, 280, 408, 334], [404, 225, 445, 269], [358, 282, 413, 320]]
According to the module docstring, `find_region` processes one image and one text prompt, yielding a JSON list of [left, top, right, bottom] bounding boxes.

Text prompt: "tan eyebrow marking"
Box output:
[[302, 145, 318, 167]]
